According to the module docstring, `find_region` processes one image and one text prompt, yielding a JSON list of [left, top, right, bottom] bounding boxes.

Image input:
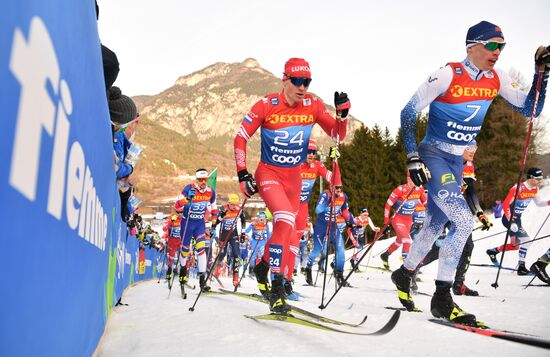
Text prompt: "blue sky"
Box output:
[[98, 0, 550, 149]]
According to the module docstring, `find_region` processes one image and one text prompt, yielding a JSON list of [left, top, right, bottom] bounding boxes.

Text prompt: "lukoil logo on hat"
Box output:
[[284, 58, 311, 78]]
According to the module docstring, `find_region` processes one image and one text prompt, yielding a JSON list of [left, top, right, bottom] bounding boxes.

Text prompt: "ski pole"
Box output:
[[320, 186, 416, 309], [168, 215, 191, 297], [534, 212, 550, 239], [512, 233, 550, 247], [320, 114, 344, 307], [492, 69, 545, 289], [157, 245, 168, 284], [189, 198, 248, 311], [472, 229, 507, 243], [235, 235, 268, 292]]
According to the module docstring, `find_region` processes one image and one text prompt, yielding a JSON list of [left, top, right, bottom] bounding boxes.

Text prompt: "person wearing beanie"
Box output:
[[486, 167, 550, 274], [233, 57, 351, 314], [392, 21, 549, 325]]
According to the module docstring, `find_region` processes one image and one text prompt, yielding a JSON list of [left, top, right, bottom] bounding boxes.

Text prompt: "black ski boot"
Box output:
[[431, 281, 477, 326], [269, 274, 291, 315], [380, 251, 390, 270], [284, 279, 299, 301], [335, 271, 351, 287], [199, 273, 211, 293], [486, 248, 498, 265], [390, 265, 417, 311], [452, 280, 479, 296], [304, 267, 313, 286], [179, 266, 188, 298], [253, 260, 271, 298], [530, 260, 550, 284], [166, 266, 173, 282], [517, 262, 529, 276]]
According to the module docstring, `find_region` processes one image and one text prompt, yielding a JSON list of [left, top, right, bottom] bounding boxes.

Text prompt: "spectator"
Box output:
[[493, 200, 503, 218], [108, 86, 139, 221]]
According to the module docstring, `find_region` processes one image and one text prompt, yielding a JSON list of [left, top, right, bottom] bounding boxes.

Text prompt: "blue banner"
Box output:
[[0, 2, 166, 356]]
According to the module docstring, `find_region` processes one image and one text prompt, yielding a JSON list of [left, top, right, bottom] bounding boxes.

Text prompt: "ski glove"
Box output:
[[535, 45, 550, 72], [382, 225, 391, 235], [238, 169, 258, 198], [239, 233, 247, 243], [476, 211, 492, 231], [407, 154, 431, 187], [329, 146, 340, 159], [186, 188, 196, 200], [334, 92, 351, 119]]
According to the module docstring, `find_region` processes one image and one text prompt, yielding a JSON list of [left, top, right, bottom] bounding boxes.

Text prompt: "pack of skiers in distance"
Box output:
[[161, 20, 550, 327]]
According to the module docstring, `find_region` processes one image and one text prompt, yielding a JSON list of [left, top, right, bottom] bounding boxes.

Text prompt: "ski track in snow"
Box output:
[[96, 187, 550, 357]]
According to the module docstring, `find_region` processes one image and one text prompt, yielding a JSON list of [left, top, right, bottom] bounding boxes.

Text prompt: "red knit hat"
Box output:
[[284, 58, 311, 78]]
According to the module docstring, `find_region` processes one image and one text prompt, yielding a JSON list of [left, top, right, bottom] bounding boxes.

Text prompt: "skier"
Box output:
[[164, 210, 182, 283], [174, 169, 218, 293], [295, 217, 313, 274], [305, 166, 353, 288], [391, 21, 549, 325], [350, 208, 380, 271], [245, 212, 271, 291], [213, 194, 246, 287], [530, 248, 550, 284], [486, 168, 550, 274], [380, 175, 427, 270], [233, 57, 350, 313]]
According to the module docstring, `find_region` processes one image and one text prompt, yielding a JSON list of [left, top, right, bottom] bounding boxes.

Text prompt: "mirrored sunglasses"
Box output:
[[468, 40, 506, 51], [288, 76, 312, 87]]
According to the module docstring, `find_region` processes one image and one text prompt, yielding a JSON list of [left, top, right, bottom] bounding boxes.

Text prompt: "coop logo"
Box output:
[[8, 17, 107, 250]]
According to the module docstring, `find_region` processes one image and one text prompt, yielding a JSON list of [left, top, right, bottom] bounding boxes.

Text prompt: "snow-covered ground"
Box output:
[[96, 187, 550, 357]]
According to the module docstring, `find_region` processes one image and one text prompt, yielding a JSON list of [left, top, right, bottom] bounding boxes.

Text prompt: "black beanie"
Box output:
[[108, 86, 137, 125]]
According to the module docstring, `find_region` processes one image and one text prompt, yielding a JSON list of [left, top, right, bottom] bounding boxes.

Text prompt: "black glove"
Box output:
[[334, 92, 351, 119], [407, 154, 431, 186], [476, 211, 492, 231], [237, 169, 258, 198], [329, 146, 340, 159], [239, 233, 246, 243], [535, 45, 550, 72], [382, 225, 391, 235], [346, 221, 354, 230]]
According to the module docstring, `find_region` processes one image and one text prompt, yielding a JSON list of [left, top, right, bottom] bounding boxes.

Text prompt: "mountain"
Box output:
[[131, 58, 363, 210]]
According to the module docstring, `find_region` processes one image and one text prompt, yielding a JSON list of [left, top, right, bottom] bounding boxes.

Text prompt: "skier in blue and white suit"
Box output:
[[391, 20, 549, 326]]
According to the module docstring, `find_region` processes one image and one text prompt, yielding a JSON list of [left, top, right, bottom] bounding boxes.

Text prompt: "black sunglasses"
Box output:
[[287, 76, 312, 87]]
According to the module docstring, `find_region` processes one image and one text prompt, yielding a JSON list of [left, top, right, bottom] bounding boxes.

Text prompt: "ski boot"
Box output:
[[516, 262, 529, 276], [380, 251, 390, 270], [350, 259, 361, 272], [431, 281, 477, 326], [300, 267, 305, 274], [293, 269, 298, 277], [284, 279, 299, 301], [486, 248, 498, 265], [452, 280, 479, 296], [335, 271, 351, 287], [248, 265, 255, 279], [269, 274, 291, 314], [304, 267, 313, 286], [530, 260, 550, 284], [233, 270, 240, 288], [199, 273, 211, 293], [253, 260, 271, 298], [179, 266, 188, 298], [391, 265, 417, 311], [166, 266, 173, 282]]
